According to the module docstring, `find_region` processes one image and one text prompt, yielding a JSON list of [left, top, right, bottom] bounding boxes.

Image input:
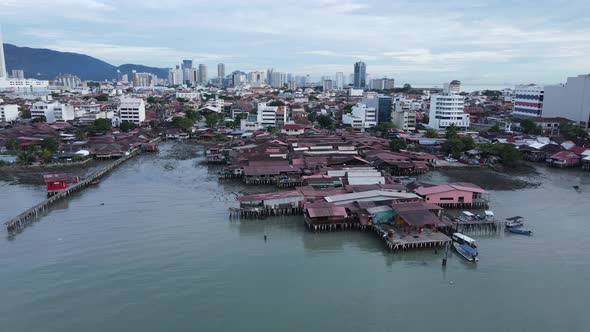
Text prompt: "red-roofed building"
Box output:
[[547, 151, 581, 168]]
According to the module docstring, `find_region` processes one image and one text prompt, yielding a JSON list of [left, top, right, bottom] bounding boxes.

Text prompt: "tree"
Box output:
[[176, 97, 188, 103], [76, 129, 88, 140], [119, 121, 137, 132], [95, 95, 109, 102], [402, 84, 412, 92], [268, 100, 285, 106], [146, 96, 156, 104], [559, 122, 587, 138], [480, 143, 522, 165], [40, 137, 59, 154], [307, 112, 318, 123], [40, 148, 53, 162], [460, 135, 475, 151], [172, 116, 194, 130], [94, 118, 112, 132], [20, 107, 31, 119], [443, 137, 465, 158], [6, 138, 19, 151], [425, 128, 438, 138], [421, 114, 429, 124], [17, 148, 36, 164], [316, 114, 334, 129], [205, 113, 220, 128], [445, 124, 459, 139], [233, 113, 248, 127], [185, 109, 202, 122], [31, 116, 47, 123], [519, 119, 541, 135], [489, 124, 501, 132], [389, 138, 407, 151], [343, 105, 353, 114]]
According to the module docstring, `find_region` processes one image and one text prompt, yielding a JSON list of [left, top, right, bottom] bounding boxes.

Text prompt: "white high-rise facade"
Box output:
[[342, 103, 377, 129], [335, 72, 344, 90], [0, 28, 7, 79], [543, 74, 590, 128], [427, 80, 469, 130], [118, 97, 146, 124], [198, 64, 207, 85], [218, 63, 225, 85]]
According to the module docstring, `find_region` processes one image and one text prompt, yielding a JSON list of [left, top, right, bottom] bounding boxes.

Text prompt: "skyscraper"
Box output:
[[198, 64, 207, 85], [353, 62, 366, 89], [0, 27, 7, 79], [218, 63, 225, 86], [335, 72, 344, 90], [182, 60, 193, 70]]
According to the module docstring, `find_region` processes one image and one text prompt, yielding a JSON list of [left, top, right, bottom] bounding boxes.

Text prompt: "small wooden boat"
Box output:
[[507, 228, 532, 236], [90, 179, 101, 185], [453, 242, 479, 262]]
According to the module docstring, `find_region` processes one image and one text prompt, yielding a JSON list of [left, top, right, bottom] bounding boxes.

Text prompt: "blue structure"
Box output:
[[377, 96, 393, 124]]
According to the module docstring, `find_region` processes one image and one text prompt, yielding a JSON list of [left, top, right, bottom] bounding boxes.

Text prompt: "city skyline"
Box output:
[[1, 0, 590, 84]]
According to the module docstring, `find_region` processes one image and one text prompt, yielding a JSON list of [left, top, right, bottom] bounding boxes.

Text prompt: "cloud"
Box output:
[[44, 40, 236, 66], [2, 0, 590, 82]]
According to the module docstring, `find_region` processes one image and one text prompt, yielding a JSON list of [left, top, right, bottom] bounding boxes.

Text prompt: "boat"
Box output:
[[507, 228, 532, 236], [90, 179, 101, 185], [506, 216, 524, 228], [453, 242, 479, 262]]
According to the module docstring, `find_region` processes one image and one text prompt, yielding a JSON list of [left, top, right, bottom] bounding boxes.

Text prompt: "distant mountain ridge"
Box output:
[[3, 43, 169, 81]]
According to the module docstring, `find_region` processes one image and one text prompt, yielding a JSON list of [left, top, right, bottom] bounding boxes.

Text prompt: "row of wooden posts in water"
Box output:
[[4, 151, 139, 233]]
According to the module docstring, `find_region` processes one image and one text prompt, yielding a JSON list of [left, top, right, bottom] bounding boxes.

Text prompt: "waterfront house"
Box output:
[[546, 151, 581, 168], [44, 174, 68, 195], [413, 182, 489, 208]]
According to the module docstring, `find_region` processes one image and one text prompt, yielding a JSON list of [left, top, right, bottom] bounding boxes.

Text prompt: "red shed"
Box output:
[[44, 174, 68, 194]]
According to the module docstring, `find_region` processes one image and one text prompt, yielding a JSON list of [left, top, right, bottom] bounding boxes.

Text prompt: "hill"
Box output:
[[3, 43, 169, 81]]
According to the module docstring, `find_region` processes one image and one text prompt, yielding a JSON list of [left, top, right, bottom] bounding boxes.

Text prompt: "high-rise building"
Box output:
[[266, 68, 274, 85], [512, 84, 544, 118], [56, 74, 82, 88], [353, 62, 366, 89], [198, 64, 207, 85], [0, 28, 6, 79], [218, 63, 225, 86], [182, 60, 193, 70], [11, 70, 24, 79], [428, 80, 469, 130], [270, 72, 285, 88], [248, 71, 265, 87], [543, 74, 590, 128], [335, 72, 344, 90], [132, 71, 155, 87], [168, 66, 183, 85], [371, 78, 395, 91]]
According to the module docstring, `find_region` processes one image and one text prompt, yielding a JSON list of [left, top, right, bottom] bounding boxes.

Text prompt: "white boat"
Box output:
[[453, 242, 479, 262], [484, 210, 495, 221], [506, 216, 524, 228]]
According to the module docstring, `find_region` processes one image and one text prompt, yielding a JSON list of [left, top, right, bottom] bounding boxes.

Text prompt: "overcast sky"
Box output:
[[1, 0, 590, 84]]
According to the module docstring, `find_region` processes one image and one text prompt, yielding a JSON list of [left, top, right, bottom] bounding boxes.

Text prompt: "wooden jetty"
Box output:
[[4, 150, 139, 233], [440, 217, 504, 235]]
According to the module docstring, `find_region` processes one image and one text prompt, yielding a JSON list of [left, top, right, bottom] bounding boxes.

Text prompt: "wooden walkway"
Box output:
[[4, 150, 139, 233]]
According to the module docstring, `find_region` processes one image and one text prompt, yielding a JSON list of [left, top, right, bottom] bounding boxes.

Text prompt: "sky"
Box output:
[[1, 0, 590, 85]]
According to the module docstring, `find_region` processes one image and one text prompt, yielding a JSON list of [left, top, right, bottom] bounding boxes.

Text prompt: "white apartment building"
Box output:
[[200, 97, 224, 113], [31, 101, 75, 123], [322, 79, 334, 92], [427, 81, 469, 129], [176, 90, 200, 101], [342, 103, 377, 129], [248, 71, 265, 87], [118, 97, 146, 124], [257, 102, 287, 127], [56, 74, 82, 88], [543, 74, 590, 128], [11, 70, 24, 79], [132, 72, 155, 87], [0, 78, 49, 91], [512, 84, 544, 117], [0, 104, 19, 122]]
